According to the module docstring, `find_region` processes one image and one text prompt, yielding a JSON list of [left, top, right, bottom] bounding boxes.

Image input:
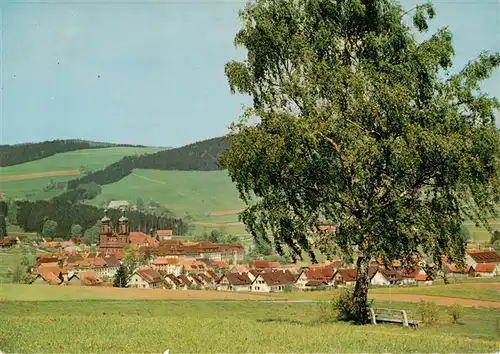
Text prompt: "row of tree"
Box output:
[[0, 139, 144, 167], [7, 199, 188, 239]]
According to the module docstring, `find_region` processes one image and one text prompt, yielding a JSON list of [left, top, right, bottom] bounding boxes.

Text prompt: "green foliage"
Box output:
[[331, 287, 358, 322], [493, 240, 500, 252], [136, 197, 145, 211], [220, 0, 500, 322], [42, 220, 58, 238], [417, 301, 440, 325], [490, 230, 500, 244], [0, 201, 8, 216], [282, 284, 294, 293], [113, 264, 129, 288], [459, 225, 470, 243], [0, 139, 145, 167], [7, 201, 18, 226], [10, 263, 30, 284], [82, 221, 100, 245], [448, 304, 464, 324], [70, 224, 83, 238], [0, 214, 7, 237], [14, 199, 187, 239]]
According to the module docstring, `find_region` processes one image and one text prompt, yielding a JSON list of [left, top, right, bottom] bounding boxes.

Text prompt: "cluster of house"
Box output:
[[31, 247, 500, 292]]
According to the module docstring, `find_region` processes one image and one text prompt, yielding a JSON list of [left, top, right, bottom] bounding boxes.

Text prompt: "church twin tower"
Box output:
[[99, 209, 131, 255]]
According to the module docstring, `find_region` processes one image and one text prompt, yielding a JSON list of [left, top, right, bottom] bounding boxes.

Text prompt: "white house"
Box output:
[[130, 268, 166, 289], [251, 270, 295, 293], [217, 272, 251, 292]]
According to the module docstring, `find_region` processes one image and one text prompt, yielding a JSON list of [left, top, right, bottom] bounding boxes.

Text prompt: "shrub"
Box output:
[[331, 287, 356, 320], [417, 300, 439, 325], [282, 284, 294, 293], [448, 304, 464, 324]]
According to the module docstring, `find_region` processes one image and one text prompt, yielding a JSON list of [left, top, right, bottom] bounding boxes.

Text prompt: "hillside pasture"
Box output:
[[0, 147, 164, 199], [89, 169, 245, 218], [1, 298, 499, 353]]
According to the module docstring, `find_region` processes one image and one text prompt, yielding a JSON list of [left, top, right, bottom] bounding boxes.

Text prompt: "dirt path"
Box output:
[[369, 294, 500, 308]]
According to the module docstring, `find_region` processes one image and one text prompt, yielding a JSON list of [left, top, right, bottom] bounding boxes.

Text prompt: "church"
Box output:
[[99, 210, 131, 255]]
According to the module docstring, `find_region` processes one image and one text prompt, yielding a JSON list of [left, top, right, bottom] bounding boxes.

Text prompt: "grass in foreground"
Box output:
[[1, 300, 498, 353], [369, 283, 500, 302]]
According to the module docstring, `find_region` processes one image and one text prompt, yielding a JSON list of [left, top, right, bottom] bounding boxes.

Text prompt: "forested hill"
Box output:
[[0, 139, 147, 167], [61, 136, 231, 202]]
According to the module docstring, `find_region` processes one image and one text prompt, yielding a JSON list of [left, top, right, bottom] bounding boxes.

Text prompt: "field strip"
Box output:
[[131, 172, 166, 185], [192, 221, 244, 227], [210, 209, 245, 216], [0, 169, 80, 181]]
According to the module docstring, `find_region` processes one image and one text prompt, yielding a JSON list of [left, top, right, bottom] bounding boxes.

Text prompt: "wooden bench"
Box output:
[[368, 307, 419, 329]]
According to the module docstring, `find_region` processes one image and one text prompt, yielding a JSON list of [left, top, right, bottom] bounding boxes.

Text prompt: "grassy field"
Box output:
[[0, 147, 164, 200], [260, 282, 500, 303], [1, 299, 498, 353], [89, 169, 245, 219]]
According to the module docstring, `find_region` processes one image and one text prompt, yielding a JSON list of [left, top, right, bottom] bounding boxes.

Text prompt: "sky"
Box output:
[[1, 0, 499, 147]]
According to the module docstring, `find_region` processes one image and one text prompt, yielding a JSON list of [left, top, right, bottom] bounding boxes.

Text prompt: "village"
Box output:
[[2, 211, 499, 292]]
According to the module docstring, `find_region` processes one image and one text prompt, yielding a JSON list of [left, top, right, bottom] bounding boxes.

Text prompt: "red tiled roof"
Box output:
[[223, 272, 252, 286], [210, 260, 229, 269], [473, 263, 496, 273], [72, 272, 102, 286], [199, 274, 213, 283], [135, 268, 165, 284], [252, 260, 281, 269], [415, 273, 430, 281], [37, 272, 62, 285], [156, 230, 173, 237], [259, 270, 295, 286], [468, 250, 500, 264], [305, 280, 328, 287], [336, 266, 378, 282], [304, 267, 335, 281], [165, 274, 182, 285], [178, 275, 192, 285], [153, 257, 178, 266], [446, 263, 470, 273], [205, 270, 220, 282], [188, 273, 204, 285]]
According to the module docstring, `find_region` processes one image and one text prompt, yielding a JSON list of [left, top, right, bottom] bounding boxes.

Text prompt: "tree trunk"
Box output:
[[352, 255, 370, 324]]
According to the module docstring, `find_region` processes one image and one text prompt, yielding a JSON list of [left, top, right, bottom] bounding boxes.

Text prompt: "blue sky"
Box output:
[[1, 0, 499, 147]]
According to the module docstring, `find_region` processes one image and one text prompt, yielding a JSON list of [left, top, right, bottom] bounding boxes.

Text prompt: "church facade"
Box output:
[[99, 210, 131, 255]]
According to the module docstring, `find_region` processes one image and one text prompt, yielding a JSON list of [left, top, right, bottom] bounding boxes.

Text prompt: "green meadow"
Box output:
[[0, 147, 164, 200], [1, 299, 498, 353], [89, 169, 245, 219]]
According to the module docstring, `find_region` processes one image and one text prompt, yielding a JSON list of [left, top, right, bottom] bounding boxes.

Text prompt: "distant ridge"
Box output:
[[0, 139, 149, 167]]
